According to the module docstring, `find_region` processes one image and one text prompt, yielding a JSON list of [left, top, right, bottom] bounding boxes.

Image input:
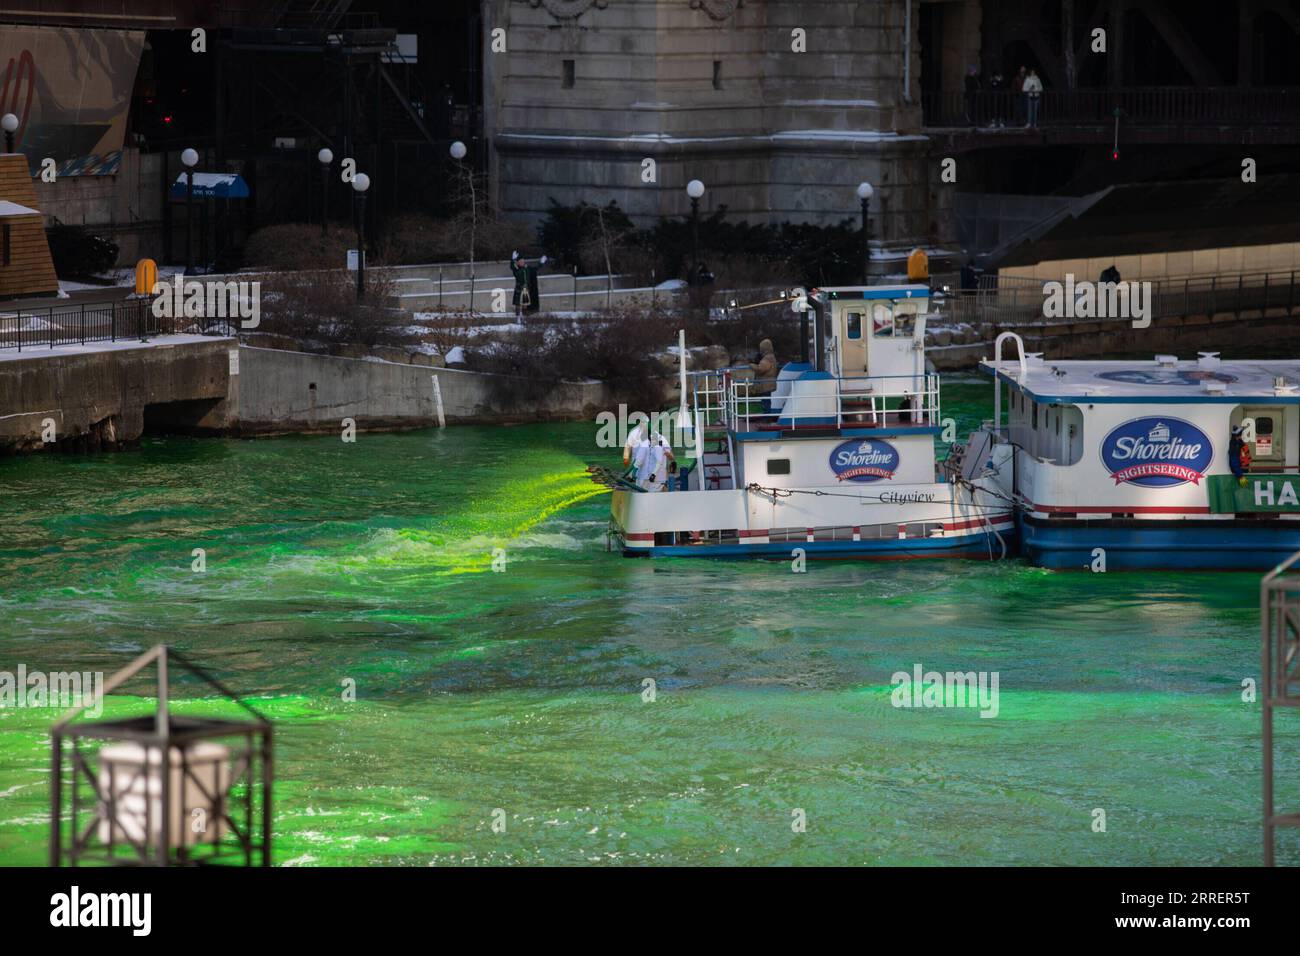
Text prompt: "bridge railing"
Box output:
[[922, 87, 1300, 129], [0, 298, 235, 352], [937, 269, 1300, 328]]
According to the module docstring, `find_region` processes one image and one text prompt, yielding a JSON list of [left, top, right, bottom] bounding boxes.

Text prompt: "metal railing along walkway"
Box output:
[[0, 297, 234, 351], [1262, 551, 1300, 865]]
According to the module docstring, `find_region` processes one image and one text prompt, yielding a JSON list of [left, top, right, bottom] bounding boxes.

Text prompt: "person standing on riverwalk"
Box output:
[[1022, 69, 1043, 128], [511, 251, 547, 318]]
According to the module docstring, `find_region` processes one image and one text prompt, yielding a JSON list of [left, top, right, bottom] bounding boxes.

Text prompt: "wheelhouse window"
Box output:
[[872, 304, 894, 336], [846, 312, 862, 339], [767, 458, 791, 475]]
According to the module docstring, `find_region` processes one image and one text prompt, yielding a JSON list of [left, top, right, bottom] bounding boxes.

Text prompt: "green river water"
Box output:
[[0, 379, 1295, 866]]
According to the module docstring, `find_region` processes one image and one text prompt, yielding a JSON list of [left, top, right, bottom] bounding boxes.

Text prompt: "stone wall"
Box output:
[[485, 0, 943, 259]]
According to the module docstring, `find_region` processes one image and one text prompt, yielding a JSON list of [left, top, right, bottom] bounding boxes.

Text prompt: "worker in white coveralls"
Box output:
[[624, 422, 676, 492]]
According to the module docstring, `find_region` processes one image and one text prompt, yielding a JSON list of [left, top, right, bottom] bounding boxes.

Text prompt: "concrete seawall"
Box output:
[[0, 338, 613, 452], [232, 346, 612, 435], [0, 336, 233, 453]]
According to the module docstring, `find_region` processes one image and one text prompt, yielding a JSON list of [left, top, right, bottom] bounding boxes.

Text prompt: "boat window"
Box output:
[[1055, 410, 1060, 435], [767, 458, 791, 475], [1031, 402, 1038, 429], [1258, 416, 1274, 437], [894, 311, 915, 337], [846, 312, 862, 340], [872, 304, 894, 337]]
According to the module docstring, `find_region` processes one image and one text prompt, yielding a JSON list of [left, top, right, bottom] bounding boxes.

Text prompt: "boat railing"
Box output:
[[690, 370, 940, 433]]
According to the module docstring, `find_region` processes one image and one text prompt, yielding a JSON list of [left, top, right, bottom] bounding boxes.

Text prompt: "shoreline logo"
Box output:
[[891, 664, 999, 718], [0, 665, 103, 718], [1101, 417, 1212, 487], [830, 439, 900, 482], [151, 276, 261, 329], [50, 886, 151, 936], [1042, 274, 1152, 328], [595, 405, 691, 450]]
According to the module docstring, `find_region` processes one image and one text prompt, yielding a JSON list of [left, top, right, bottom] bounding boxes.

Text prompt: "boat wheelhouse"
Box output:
[[966, 333, 1300, 570], [603, 286, 1016, 559]]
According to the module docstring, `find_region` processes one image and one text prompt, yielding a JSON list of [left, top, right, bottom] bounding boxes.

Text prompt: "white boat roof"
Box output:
[[981, 355, 1300, 404]]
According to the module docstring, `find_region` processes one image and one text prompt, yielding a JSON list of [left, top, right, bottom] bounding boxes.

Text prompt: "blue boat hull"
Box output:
[[1021, 515, 1300, 570], [624, 528, 1015, 561]]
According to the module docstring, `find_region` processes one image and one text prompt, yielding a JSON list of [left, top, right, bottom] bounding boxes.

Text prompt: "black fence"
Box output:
[[922, 86, 1300, 129], [0, 297, 236, 352]]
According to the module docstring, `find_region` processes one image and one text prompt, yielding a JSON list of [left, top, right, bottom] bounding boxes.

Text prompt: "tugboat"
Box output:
[[597, 286, 1016, 559], [964, 332, 1300, 570]]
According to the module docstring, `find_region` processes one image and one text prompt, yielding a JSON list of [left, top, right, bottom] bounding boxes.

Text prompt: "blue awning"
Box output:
[[170, 172, 250, 199]]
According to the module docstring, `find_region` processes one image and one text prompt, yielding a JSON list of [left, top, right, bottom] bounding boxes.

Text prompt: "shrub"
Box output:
[[375, 212, 535, 265], [46, 224, 119, 278], [253, 268, 411, 347], [243, 224, 356, 272]]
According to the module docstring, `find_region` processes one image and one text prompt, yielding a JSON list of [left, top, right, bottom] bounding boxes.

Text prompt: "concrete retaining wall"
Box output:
[[232, 346, 613, 434], [0, 336, 233, 453]]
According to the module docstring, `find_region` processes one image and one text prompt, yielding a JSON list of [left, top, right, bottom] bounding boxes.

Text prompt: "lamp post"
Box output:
[[352, 172, 370, 299], [181, 148, 198, 274], [49, 645, 274, 867], [856, 181, 873, 284], [1, 113, 17, 153], [317, 148, 333, 235], [449, 141, 477, 302], [686, 179, 705, 285]]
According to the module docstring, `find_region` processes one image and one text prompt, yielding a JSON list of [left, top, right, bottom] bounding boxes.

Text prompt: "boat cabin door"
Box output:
[[836, 304, 868, 376], [1243, 406, 1286, 470]]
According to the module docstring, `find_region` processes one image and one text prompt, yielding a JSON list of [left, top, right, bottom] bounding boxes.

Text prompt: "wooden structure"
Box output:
[[0, 153, 57, 299]]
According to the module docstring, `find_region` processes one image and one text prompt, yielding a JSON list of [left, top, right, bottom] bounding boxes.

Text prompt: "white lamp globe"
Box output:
[[181, 148, 199, 168], [317, 148, 333, 165], [856, 181, 873, 201], [352, 173, 370, 193], [449, 141, 467, 161], [1, 113, 17, 133], [686, 179, 705, 200]]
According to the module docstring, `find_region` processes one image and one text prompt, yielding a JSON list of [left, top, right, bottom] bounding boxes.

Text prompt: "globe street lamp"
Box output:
[[449, 141, 477, 299], [1, 113, 17, 153], [317, 148, 333, 236], [856, 181, 873, 284], [352, 173, 370, 299], [686, 179, 705, 285], [181, 148, 199, 274]]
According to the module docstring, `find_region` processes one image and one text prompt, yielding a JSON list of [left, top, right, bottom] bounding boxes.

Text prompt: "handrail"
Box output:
[[696, 370, 940, 433]]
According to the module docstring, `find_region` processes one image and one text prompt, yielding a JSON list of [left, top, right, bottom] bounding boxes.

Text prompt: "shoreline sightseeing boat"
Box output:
[[965, 333, 1300, 570], [601, 285, 1017, 559]]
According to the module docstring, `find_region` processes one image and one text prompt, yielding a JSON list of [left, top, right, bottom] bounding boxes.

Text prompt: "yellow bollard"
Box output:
[[134, 258, 158, 295], [907, 247, 929, 283]]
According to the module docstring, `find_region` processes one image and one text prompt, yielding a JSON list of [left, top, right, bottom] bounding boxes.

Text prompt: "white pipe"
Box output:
[[992, 331, 1027, 434], [431, 374, 445, 428]]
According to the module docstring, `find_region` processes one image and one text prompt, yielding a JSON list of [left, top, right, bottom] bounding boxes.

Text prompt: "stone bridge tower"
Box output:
[[483, 0, 947, 265]]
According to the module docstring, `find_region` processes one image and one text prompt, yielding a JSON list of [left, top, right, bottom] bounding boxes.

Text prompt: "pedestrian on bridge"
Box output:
[[1023, 69, 1044, 128]]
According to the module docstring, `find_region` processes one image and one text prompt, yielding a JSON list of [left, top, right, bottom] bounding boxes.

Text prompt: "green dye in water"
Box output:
[[0, 381, 1296, 865]]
